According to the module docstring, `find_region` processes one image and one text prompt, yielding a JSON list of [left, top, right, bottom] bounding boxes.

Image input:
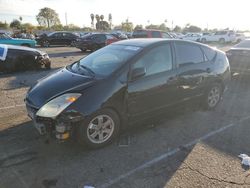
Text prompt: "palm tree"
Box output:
[[95, 14, 100, 30], [90, 13, 94, 28], [100, 15, 104, 21]]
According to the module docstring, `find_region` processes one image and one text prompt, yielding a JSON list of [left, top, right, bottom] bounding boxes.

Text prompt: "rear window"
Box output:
[[215, 31, 227, 35], [175, 42, 204, 65], [151, 31, 161, 38], [235, 40, 250, 48], [132, 30, 148, 38], [201, 46, 216, 61]]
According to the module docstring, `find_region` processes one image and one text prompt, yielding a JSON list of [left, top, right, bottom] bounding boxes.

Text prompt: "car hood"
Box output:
[[26, 68, 96, 108]]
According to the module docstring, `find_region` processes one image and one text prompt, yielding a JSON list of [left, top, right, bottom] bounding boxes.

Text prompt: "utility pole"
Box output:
[[65, 12, 68, 26]]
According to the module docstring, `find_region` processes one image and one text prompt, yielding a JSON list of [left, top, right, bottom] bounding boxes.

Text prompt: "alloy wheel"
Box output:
[[207, 86, 221, 108], [87, 115, 115, 144]]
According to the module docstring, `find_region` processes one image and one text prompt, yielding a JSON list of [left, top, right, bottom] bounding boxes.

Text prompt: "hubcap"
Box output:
[[208, 87, 220, 108], [87, 115, 114, 144]]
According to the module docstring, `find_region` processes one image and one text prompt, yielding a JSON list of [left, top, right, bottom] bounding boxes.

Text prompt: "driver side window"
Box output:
[[132, 44, 173, 77]]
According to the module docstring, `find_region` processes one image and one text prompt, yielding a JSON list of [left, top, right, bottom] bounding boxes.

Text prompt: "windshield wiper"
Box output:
[[78, 63, 95, 77]]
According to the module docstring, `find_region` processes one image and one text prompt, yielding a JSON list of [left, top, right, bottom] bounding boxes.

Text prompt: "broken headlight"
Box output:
[[36, 93, 81, 119]]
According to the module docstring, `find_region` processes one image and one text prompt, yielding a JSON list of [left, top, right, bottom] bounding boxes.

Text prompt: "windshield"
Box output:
[[0, 33, 11, 39], [235, 40, 250, 48], [69, 44, 141, 77]]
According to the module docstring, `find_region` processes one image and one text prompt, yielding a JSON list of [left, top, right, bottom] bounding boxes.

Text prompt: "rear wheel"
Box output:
[[70, 40, 77, 47], [80, 48, 87, 52], [219, 38, 225, 44], [201, 38, 206, 43], [203, 83, 222, 110], [77, 109, 120, 149], [42, 41, 50, 47]]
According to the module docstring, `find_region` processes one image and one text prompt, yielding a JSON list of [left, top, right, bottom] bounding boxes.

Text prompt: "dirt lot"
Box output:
[[1, 44, 250, 188]]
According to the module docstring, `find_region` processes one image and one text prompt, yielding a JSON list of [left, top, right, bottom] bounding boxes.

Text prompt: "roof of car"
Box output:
[[114, 38, 198, 47]]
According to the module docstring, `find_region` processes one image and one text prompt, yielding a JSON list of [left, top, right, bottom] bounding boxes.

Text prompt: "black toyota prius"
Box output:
[[25, 39, 231, 148]]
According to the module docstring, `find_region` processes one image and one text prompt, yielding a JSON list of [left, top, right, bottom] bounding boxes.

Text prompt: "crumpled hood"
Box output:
[[26, 68, 95, 108]]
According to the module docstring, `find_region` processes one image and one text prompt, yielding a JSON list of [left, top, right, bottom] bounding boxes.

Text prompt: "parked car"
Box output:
[[235, 33, 246, 43], [36, 31, 79, 47], [25, 39, 230, 148], [0, 44, 50, 73], [132, 29, 172, 38], [111, 32, 128, 40], [75, 33, 119, 52], [181, 33, 202, 41], [200, 30, 236, 43], [226, 39, 250, 75], [0, 32, 36, 47]]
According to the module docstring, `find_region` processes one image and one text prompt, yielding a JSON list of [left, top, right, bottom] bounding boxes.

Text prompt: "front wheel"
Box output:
[[77, 109, 120, 149], [70, 40, 77, 47], [203, 84, 222, 110]]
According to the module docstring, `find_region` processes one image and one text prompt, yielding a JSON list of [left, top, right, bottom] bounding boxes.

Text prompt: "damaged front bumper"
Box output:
[[26, 103, 84, 141]]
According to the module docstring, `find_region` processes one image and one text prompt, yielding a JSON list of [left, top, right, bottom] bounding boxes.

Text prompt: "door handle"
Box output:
[[206, 68, 211, 73]]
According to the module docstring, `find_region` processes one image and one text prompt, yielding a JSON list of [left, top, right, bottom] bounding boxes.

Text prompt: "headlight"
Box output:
[[36, 93, 81, 119]]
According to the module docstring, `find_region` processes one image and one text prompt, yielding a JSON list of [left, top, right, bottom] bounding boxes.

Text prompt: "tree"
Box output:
[[19, 16, 22, 22], [183, 25, 202, 33], [159, 23, 170, 31], [134, 25, 143, 30], [22, 23, 36, 31], [121, 19, 133, 32], [100, 15, 104, 21], [90, 13, 94, 28], [10, 19, 21, 29], [108, 13, 112, 29], [51, 24, 63, 30], [36, 7, 61, 28], [173, 25, 182, 33], [0, 21, 9, 29], [95, 14, 100, 30]]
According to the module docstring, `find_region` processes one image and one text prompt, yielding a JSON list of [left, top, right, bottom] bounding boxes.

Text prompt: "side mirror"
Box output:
[[131, 67, 146, 80]]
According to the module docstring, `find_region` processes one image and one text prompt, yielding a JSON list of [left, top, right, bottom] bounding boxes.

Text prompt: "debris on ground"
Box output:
[[83, 185, 95, 188], [239, 154, 250, 167]]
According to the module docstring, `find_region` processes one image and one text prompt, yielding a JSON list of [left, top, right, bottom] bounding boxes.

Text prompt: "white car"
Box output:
[[181, 33, 201, 41], [200, 30, 236, 43]]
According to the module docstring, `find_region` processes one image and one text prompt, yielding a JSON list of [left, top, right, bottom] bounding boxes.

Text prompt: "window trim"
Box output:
[[128, 42, 174, 81]]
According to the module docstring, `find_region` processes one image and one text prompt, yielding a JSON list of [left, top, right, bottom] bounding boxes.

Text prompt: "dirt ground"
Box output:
[[1, 44, 250, 188]]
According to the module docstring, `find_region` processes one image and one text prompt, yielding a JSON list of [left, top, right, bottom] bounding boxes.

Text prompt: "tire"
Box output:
[[202, 83, 222, 110], [42, 41, 50, 47], [80, 48, 87, 52], [70, 40, 76, 47], [201, 38, 206, 43], [77, 109, 120, 149], [219, 38, 225, 44]]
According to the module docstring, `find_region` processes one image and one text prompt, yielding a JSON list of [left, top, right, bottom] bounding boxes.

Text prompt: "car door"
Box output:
[[49, 33, 62, 45], [174, 41, 213, 103], [127, 43, 178, 120], [94, 34, 106, 49]]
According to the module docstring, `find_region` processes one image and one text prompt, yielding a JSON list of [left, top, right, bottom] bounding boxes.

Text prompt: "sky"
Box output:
[[0, 0, 249, 30]]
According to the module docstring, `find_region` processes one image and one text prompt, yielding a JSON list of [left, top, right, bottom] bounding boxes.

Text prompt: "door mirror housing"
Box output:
[[131, 67, 146, 80]]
